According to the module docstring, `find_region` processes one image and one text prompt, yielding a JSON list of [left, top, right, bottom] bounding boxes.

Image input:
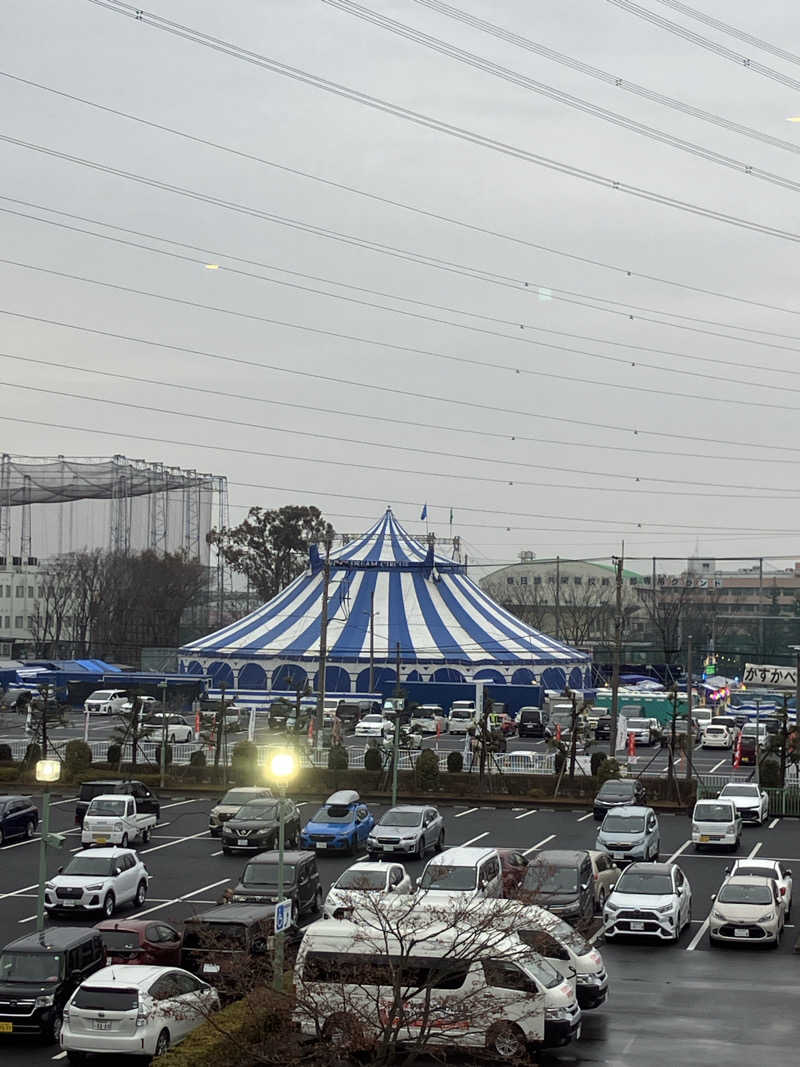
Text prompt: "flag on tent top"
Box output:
[[420, 503, 427, 520]]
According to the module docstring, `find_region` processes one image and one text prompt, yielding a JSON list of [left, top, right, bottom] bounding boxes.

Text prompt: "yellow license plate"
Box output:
[[700, 835, 709, 842], [96, 836, 108, 843], [0, 1022, 13, 1033]]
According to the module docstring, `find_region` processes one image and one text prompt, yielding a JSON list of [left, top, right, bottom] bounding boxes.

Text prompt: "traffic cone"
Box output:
[[733, 731, 742, 769], [628, 731, 636, 758], [194, 710, 201, 741]]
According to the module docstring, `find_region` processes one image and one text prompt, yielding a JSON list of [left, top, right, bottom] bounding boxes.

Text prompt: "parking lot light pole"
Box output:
[[159, 681, 168, 790], [35, 759, 61, 933], [269, 752, 296, 993]]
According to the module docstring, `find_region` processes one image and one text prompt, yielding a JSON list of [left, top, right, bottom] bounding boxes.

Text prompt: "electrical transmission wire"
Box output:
[[607, 0, 800, 92], [323, 0, 800, 199], [651, 0, 800, 68], [6, 254, 800, 416], [4, 372, 799, 499], [83, 0, 800, 244], [409, 0, 800, 158], [4, 305, 800, 462], [6, 70, 800, 325]]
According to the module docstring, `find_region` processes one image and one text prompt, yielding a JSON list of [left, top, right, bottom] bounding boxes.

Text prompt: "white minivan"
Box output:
[[692, 798, 742, 852], [418, 847, 503, 901], [293, 918, 580, 1057]]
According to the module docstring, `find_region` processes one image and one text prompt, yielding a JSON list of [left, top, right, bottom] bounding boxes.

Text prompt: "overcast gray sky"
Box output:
[[4, 0, 800, 575]]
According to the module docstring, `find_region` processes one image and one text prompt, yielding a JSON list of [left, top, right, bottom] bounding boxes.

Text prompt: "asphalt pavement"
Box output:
[[0, 779, 797, 1066]]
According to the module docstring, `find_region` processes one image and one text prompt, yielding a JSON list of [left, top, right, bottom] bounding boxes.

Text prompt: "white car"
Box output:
[[603, 862, 692, 942], [61, 965, 219, 1060], [323, 861, 413, 918], [717, 782, 769, 825], [447, 702, 477, 734], [45, 847, 150, 918], [84, 690, 129, 716], [701, 724, 733, 749], [726, 858, 793, 915], [142, 712, 194, 743], [354, 713, 390, 738], [119, 697, 158, 715], [709, 875, 785, 946], [691, 798, 742, 851], [410, 705, 448, 734]]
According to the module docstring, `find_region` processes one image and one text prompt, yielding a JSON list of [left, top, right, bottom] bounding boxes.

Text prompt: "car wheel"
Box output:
[[24, 820, 35, 839], [0, 827, 5, 846], [291, 899, 299, 925], [321, 1013, 367, 1050], [486, 1022, 527, 1061], [415, 836, 425, 861], [154, 1029, 171, 1058], [597, 888, 607, 913], [134, 880, 147, 908], [120, 833, 129, 849], [47, 1009, 63, 1045], [102, 891, 115, 918], [652, 840, 661, 861], [142, 827, 150, 843], [435, 830, 444, 852], [222, 845, 232, 855]]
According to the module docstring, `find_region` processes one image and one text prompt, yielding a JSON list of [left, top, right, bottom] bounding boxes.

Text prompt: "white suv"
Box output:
[[45, 847, 150, 918], [84, 690, 129, 716], [603, 862, 692, 942]]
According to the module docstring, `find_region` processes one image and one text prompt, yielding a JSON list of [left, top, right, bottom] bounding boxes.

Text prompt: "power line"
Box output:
[[6, 255, 800, 417], [410, 0, 800, 158], [5, 69, 800, 323], [607, 0, 800, 92], [650, 0, 800, 67], [84, 0, 800, 244], [4, 377, 798, 500], [324, 0, 800, 198], [5, 305, 800, 461]]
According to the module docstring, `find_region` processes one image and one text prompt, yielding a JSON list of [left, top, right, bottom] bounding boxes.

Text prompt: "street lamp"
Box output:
[[35, 759, 61, 933], [269, 751, 296, 992]]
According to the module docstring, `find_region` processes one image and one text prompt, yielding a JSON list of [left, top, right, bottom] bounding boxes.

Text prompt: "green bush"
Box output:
[[0, 744, 12, 762], [415, 747, 439, 791], [190, 749, 207, 768], [23, 742, 42, 769], [590, 751, 607, 777], [64, 739, 92, 778], [597, 757, 622, 785], [554, 750, 566, 774], [760, 757, 781, 789], [231, 740, 258, 784], [447, 750, 463, 773], [106, 743, 121, 768], [364, 746, 382, 771], [327, 743, 349, 770]]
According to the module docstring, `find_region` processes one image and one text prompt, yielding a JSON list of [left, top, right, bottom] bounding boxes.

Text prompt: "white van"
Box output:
[[418, 847, 503, 901], [294, 918, 580, 1057], [692, 798, 742, 852], [448, 701, 477, 735]]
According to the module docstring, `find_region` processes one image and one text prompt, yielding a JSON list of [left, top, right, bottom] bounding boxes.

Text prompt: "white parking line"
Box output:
[[141, 830, 210, 854], [667, 840, 691, 864], [524, 834, 556, 855], [211, 850, 223, 857], [51, 1052, 67, 1060], [0, 882, 38, 901], [748, 842, 763, 858], [132, 878, 231, 919], [577, 813, 594, 822], [159, 799, 200, 810], [460, 832, 489, 847], [709, 760, 725, 773], [1, 836, 41, 851], [453, 808, 478, 818], [686, 918, 709, 951], [48, 797, 78, 806], [514, 809, 538, 820], [769, 817, 780, 830]]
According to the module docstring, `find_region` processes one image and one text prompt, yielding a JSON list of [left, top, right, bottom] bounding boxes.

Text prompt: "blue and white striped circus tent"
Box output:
[[180, 510, 590, 694]]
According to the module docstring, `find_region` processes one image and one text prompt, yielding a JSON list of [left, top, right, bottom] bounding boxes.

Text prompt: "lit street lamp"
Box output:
[[270, 751, 296, 992], [35, 759, 61, 933]]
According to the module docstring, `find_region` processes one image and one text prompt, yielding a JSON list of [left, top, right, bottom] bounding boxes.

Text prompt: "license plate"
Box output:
[[93, 1021, 112, 1030], [613, 852, 625, 860], [317, 842, 327, 849], [203, 963, 220, 974], [62, 900, 77, 907], [630, 921, 644, 931], [734, 928, 749, 938], [700, 835, 709, 842], [237, 838, 248, 847], [95, 836, 108, 844], [0, 1022, 12, 1033]]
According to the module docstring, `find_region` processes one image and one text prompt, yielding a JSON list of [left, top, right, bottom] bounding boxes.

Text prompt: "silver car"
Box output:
[[596, 806, 660, 865], [366, 805, 445, 860], [710, 875, 785, 946]]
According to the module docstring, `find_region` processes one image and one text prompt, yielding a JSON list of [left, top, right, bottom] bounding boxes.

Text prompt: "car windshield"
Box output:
[[414, 710, 435, 719], [734, 866, 777, 880], [528, 866, 579, 894], [221, 790, 263, 806], [335, 869, 387, 890], [242, 864, 294, 888], [0, 951, 62, 983], [419, 865, 476, 891], [313, 806, 353, 823], [380, 811, 423, 828], [88, 799, 126, 816], [602, 815, 645, 833], [599, 782, 633, 797], [616, 872, 673, 895], [88, 691, 115, 701], [628, 720, 650, 729], [451, 710, 472, 719], [183, 923, 248, 950], [64, 856, 116, 876], [362, 715, 383, 724], [235, 803, 279, 821], [694, 804, 733, 823], [549, 918, 590, 955], [720, 786, 758, 798], [73, 987, 139, 1011], [522, 956, 563, 989], [718, 884, 773, 905]]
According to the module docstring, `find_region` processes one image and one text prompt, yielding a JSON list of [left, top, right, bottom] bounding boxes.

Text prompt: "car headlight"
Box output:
[[756, 911, 775, 922], [45, 881, 55, 890], [576, 973, 601, 986], [655, 904, 674, 914], [604, 901, 619, 912], [35, 995, 55, 1009], [85, 883, 104, 891], [545, 1007, 572, 1021], [209, 813, 220, 823], [114, 822, 124, 832], [711, 909, 725, 920], [222, 826, 234, 835], [725, 825, 735, 833]]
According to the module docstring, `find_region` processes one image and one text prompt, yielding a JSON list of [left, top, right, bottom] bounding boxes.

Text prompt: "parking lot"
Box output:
[[0, 780, 798, 1066]]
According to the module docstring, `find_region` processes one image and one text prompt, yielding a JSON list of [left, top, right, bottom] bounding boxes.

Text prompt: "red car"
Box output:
[[498, 848, 530, 896], [95, 920, 183, 966]]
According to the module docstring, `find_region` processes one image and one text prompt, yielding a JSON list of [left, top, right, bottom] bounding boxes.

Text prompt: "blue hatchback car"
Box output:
[[300, 790, 375, 854], [0, 794, 39, 846]]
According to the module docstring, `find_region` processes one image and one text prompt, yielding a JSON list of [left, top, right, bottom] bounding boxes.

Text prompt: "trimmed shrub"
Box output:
[[189, 749, 207, 768], [415, 747, 440, 791], [554, 750, 567, 774], [23, 742, 42, 768], [364, 746, 382, 772], [597, 756, 622, 785], [106, 743, 122, 768], [231, 740, 258, 784], [0, 744, 12, 762], [590, 751, 607, 777], [64, 739, 92, 778], [760, 757, 781, 789], [327, 743, 349, 771], [447, 750, 463, 773]]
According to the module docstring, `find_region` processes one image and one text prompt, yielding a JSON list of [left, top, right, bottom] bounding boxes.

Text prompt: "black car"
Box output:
[[231, 849, 323, 919], [267, 700, 293, 731], [221, 797, 302, 854], [0, 795, 38, 846], [594, 716, 612, 741], [517, 708, 548, 738], [593, 778, 647, 820], [523, 849, 595, 925], [75, 780, 160, 826], [182, 904, 281, 999], [0, 927, 105, 1040]]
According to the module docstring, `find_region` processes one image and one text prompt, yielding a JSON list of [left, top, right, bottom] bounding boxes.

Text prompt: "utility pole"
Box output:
[[781, 692, 788, 791], [395, 641, 401, 690], [608, 545, 624, 757], [368, 589, 375, 694], [40, 686, 48, 761], [314, 541, 332, 748], [568, 689, 578, 778], [555, 556, 561, 640], [685, 635, 693, 782]]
